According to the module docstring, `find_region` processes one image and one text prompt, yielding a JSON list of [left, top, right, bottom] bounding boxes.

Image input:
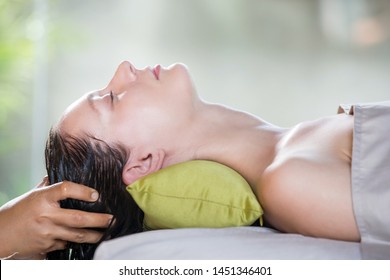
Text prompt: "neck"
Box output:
[[163, 102, 287, 188]]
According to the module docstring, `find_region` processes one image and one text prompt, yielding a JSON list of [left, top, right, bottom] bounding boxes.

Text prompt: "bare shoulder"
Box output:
[[258, 157, 359, 241], [257, 158, 316, 234], [256, 115, 359, 241]]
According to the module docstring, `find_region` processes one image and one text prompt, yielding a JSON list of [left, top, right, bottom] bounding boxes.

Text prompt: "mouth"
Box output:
[[152, 64, 161, 80]]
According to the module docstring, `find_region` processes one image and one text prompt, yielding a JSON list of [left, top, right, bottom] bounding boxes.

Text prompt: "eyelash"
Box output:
[[110, 91, 114, 103]]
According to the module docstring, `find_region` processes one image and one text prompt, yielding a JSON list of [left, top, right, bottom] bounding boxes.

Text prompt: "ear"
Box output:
[[122, 149, 166, 185]]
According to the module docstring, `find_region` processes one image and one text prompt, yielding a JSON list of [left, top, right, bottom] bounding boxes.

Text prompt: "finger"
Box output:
[[48, 181, 100, 203], [53, 227, 104, 244], [46, 240, 68, 252], [70, 229, 104, 244], [51, 208, 113, 229]]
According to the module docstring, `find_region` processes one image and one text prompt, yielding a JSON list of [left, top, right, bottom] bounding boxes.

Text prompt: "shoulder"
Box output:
[[257, 157, 318, 232], [258, 148, 354, 232], [258, 158, 303, 211]]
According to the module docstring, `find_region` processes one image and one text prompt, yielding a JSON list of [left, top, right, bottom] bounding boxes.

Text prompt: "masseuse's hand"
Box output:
[[0, 178, 113, 260]]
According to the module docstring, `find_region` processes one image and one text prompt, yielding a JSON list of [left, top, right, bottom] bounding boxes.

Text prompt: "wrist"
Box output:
[[0, 206, 19, 259]]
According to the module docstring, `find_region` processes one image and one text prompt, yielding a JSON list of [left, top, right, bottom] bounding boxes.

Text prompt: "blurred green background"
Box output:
[[0, 0, 34, 204], [1, 0, 390, 205]]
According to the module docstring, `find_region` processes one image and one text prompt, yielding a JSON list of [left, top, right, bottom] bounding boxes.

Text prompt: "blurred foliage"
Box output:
[[0, 0, 34, 205], [0, 0, 34, 123], [0, 0, 81, 205]]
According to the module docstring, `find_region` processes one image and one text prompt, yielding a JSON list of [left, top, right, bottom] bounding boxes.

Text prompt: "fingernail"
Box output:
[[91, 191, 99, 200]]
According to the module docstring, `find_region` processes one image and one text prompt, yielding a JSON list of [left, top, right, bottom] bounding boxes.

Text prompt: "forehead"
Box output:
[[57, 93, 100, 137], [62, 91, 94, 115]]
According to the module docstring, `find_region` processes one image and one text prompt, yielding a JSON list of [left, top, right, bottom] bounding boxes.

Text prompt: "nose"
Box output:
[[107, 61, 137, 93]]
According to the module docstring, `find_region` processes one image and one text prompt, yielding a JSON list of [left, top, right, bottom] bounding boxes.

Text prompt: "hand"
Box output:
[[0, 178, 113, 259]]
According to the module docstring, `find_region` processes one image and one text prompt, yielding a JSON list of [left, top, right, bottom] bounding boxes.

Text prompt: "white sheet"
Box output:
[[94, 227, 361, 260]]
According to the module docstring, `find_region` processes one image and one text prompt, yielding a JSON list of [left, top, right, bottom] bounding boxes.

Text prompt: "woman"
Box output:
[[46, 60, 362, 259]]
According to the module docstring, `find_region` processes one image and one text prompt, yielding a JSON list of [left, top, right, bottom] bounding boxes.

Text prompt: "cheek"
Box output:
[[110, 104, 177, 147], [119, 88, 171, 124], [104, 108, 152, 146]]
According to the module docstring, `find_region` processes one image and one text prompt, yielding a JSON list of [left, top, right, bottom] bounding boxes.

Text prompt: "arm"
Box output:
[[0, 178, 113, 259]]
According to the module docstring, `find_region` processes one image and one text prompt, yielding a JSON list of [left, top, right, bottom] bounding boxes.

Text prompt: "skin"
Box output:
[[0, 178, 112, 259], [58, 60, 360, 242]]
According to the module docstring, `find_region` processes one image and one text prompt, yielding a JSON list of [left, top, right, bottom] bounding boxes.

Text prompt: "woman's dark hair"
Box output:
[[45, 128, 144, 260]]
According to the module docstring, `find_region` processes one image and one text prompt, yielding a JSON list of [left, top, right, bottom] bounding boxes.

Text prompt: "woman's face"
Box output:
[[58, 61, 200, 148]]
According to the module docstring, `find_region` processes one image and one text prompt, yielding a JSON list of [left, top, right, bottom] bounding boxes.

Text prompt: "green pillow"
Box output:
[[126, 160, 263, 230]]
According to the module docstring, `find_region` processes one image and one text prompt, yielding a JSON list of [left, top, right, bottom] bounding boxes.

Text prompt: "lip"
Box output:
[[153, 64, 161, 80]]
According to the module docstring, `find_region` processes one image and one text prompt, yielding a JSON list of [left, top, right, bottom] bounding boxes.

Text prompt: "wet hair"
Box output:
[[45, 128, 144, 260]]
